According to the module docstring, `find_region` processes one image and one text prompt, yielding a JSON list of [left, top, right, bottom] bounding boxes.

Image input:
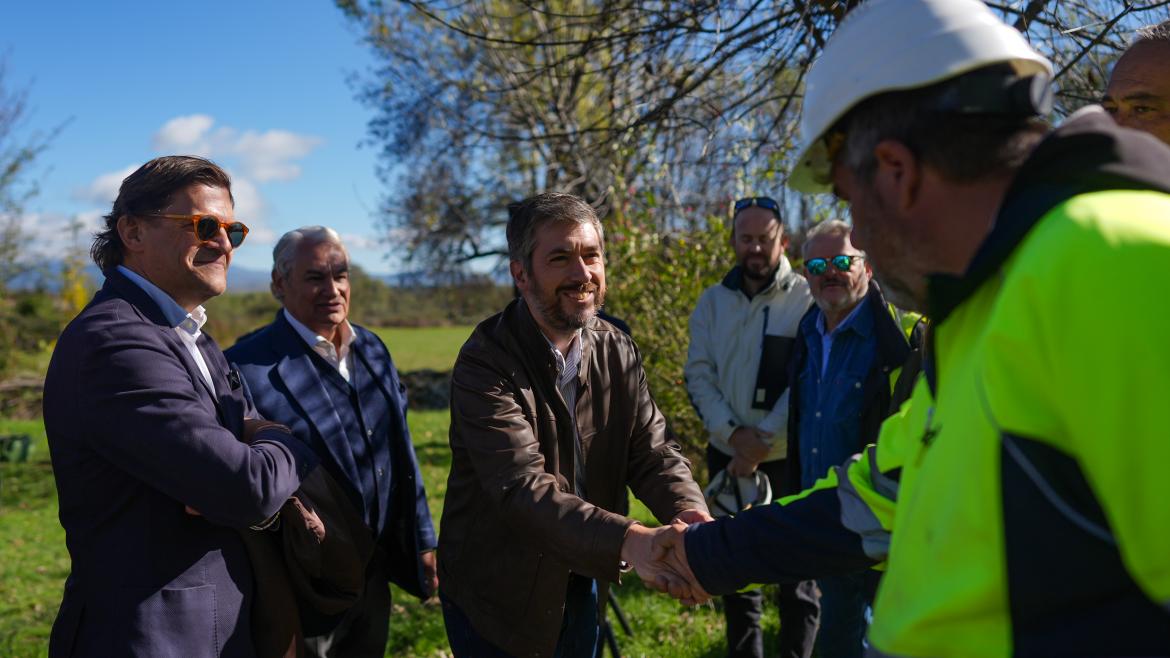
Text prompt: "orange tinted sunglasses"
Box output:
[[143, 213, 250, 248]]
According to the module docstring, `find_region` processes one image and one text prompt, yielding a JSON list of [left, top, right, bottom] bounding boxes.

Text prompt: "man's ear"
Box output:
[[270, 271, 286, 302], [510, 260, 528, 294], [116, 215, 148, 255], [871, 140, 921, 213]]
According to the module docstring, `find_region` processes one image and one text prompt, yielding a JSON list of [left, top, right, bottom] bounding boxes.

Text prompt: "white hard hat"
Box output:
[[789, 0, 1054, 193], [705, 468, 773, 518]]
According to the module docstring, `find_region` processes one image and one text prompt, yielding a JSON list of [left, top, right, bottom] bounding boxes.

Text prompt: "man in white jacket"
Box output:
[[684, 196, 818, 658]]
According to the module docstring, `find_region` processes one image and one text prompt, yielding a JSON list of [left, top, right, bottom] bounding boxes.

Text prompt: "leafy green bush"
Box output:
[[605, 205, 730, 468], [0, 292, 69, 380]]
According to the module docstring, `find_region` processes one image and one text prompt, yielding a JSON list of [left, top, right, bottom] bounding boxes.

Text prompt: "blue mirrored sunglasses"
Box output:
[[805, 254, 864, 276]]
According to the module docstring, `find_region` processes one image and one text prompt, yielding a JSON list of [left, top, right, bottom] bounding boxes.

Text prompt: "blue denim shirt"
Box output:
[[797, 294, 877, 488]]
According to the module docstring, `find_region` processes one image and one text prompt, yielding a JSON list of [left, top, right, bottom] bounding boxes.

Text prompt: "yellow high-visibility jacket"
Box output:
[[686, 110, 1170, 656]]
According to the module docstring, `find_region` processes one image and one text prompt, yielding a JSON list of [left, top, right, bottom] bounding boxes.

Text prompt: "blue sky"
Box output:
[[4, 0, 404, 275]]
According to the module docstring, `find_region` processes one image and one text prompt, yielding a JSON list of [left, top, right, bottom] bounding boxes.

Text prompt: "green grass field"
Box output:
[[0, 326, 783, 657], [371, 325, 476, 372]]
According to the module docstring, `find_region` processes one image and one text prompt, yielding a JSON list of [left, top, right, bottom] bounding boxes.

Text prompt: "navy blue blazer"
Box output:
[[227, 312, 437, 599], [43, 268, 318, 658]]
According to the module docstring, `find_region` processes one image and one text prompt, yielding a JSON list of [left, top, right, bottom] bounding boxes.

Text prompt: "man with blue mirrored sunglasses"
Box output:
[[786, 220, 921, 658]]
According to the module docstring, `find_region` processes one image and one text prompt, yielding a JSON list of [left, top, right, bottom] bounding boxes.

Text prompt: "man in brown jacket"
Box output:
[[438, 192, 711, 658]]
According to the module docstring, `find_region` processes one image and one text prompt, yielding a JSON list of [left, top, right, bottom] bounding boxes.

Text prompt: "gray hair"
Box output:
[[270, 226, 348, 300], [1133, 20, 1170, 45], [506, 192, 603, 272], [802, 220, 859, 257]]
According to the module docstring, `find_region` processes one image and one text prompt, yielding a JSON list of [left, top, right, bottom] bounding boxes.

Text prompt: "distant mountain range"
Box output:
[[8, 262, 274, 293], [9, 261, 507, 293]]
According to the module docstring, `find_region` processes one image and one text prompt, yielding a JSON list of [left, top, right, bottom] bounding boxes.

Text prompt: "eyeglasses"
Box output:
[[805, 254, 864, 276], [733, 196, 781, 216], [143, 213, 249, 248]]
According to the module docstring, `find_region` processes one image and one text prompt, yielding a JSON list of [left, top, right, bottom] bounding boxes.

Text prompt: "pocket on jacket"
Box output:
[[116, 585, 220, 658]]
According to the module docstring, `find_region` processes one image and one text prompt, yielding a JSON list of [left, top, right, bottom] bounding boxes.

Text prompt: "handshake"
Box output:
[[619, 509, 715, 605]]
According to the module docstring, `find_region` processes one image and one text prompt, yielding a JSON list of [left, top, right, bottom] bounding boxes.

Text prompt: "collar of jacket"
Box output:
[[720, 255, 798, 299], [101, 266, 175, 329], [867, 282, 913, 370], [500, 297, 594, 392], [927, 108, 1170, 325]]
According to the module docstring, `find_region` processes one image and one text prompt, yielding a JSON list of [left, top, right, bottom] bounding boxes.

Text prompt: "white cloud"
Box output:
[[149, 115, 323, 183], [67, 117, 322, 261], [73, 164, 138, 205], [338, 232, 379, 251], [17, 210, 105, 258], [227, 175, 276, 245], [232, 130, 323, 182], [152, 114, 216, 153]]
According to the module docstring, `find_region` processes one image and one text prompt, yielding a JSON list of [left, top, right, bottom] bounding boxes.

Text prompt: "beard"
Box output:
[[529, 275, 605, 332], [815, 279, 866, 314], [740, 254, 777, 282]]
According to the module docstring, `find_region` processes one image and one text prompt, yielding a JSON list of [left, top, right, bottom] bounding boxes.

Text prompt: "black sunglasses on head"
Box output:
[[733, 196, 781, 215], [143, 213, 250, 248]]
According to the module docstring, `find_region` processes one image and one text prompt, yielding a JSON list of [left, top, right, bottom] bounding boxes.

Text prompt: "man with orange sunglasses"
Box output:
[[43, 155, 317, 656]]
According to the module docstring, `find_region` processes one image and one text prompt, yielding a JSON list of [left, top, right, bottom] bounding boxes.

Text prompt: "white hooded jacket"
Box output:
[[684, 256, 811, 461]]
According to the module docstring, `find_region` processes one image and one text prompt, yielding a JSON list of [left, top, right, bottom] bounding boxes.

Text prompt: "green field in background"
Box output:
[[370, 325, 475, 372]]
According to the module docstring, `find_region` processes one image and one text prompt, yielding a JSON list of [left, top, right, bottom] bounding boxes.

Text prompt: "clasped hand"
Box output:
[[620, 511, 714, 606]]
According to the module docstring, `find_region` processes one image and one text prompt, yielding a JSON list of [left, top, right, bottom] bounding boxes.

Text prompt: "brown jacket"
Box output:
[[439, 299, 707, 657], [240, 464, 374, 657]]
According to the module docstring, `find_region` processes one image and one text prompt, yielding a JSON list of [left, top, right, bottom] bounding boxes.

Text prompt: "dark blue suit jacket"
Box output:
[[43, 268, 318, 658], [226, 312, 436, 599]]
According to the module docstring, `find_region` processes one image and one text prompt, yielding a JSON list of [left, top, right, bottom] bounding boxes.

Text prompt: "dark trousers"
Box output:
[[303, 549, 391, 658], [442, 574, 600, 658], [814, 570, 881, 658], [707, 447, 821, 658]]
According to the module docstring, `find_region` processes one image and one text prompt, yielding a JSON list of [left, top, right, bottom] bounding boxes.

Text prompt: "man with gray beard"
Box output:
[[438, 192, 710, 658]]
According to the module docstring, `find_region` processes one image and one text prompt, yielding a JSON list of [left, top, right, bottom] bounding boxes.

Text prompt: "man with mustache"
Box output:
[[438, 192, 710, 657], [227, 226, 438, 657], [1104, 19, 1170, 146], [783, 220, 920, 658], [683, 196, 818, 658]]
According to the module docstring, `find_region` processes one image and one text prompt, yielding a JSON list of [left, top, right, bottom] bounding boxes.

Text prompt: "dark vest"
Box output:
[[314, 347, 396, 537]]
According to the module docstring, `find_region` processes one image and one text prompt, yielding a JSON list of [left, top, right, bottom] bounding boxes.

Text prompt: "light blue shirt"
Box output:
[[815, 298, 868, 377], [116, 265, 213, 390]]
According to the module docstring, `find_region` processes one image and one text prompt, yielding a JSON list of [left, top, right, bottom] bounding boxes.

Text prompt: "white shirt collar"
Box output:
[[283, 308, 355, 357]]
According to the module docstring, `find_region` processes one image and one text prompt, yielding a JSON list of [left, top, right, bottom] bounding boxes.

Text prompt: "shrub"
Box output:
[[605, 205, 729, 467]]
